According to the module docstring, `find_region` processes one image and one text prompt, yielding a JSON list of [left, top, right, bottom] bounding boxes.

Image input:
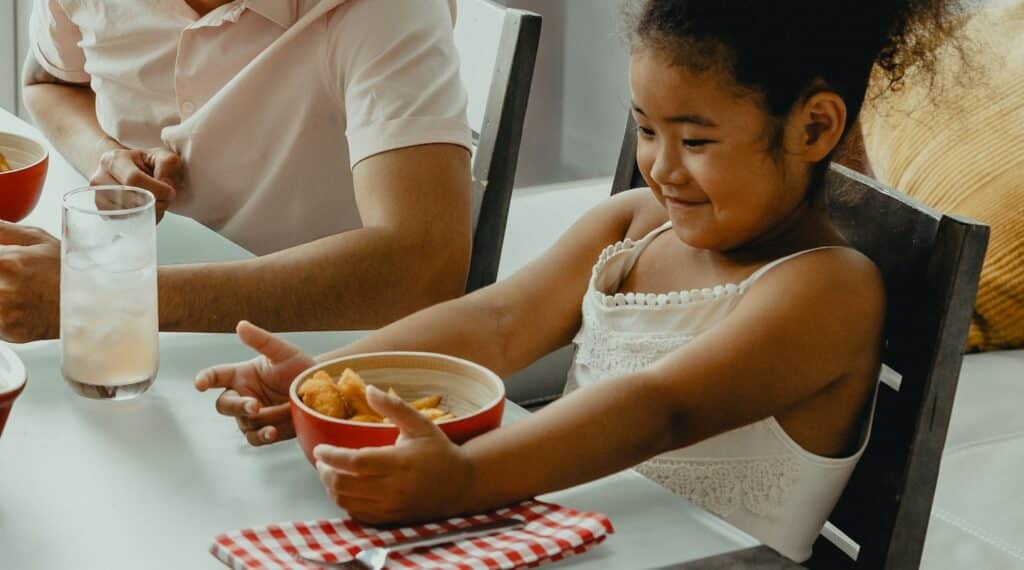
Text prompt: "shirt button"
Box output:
[[181, 101, 196, 116]]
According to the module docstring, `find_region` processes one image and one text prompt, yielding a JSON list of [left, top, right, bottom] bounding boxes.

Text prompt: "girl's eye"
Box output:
[[683, 139, 712, 148], [637, 126, 655, 138]]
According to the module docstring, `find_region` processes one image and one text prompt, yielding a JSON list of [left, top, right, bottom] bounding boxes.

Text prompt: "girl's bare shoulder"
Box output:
[[608, 187, 669, 242]]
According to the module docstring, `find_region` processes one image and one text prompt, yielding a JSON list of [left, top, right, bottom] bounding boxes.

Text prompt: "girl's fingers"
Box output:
[[254, 421, 297, 444], [313, 445, 393, 476], [194, 362, 241, 391], [332, 497, 391, 522], [215, 389, 260, 417], [365, 385, 441, 439], [238, 418, 296, 446], [236, 403, 291, 431], [236, 320, 304, 363], [316, 462, 388, 499], [243, 424, 293, 447]]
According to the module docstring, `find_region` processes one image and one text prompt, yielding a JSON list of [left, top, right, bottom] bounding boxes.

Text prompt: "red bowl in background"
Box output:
[[0, 131, 49, 222], [0, 344, 28, 442], [290, 352, 505, 465]]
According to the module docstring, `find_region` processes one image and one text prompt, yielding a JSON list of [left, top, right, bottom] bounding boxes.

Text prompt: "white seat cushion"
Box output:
[[922, 349, 1024, 568]]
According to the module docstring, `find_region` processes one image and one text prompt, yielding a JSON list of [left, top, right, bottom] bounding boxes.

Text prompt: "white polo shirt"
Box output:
[[31, 0, 472, 254]]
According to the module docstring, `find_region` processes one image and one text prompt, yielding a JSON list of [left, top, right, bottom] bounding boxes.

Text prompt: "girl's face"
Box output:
[[630, 49, 812, 252]]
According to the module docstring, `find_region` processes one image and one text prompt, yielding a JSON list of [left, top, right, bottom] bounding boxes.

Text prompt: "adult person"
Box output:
[[1, 0, 473, 342]]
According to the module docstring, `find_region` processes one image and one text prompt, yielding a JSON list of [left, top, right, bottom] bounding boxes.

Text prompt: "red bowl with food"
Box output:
[[290, 352, 505, 465], [0, 344, 28, 442], [0, 132, 48, 222]]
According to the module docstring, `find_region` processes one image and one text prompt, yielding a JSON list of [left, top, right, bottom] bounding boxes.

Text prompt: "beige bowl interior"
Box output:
[[0, 133, 47, 172], [295, 352, 504, 421]]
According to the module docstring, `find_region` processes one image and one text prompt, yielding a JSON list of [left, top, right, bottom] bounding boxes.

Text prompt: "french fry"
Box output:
[[435, 413, 455, 422], [410, 395, 442, 410], [349, 414, 384, 423], [0, 151, 10, 172], [418, 408, 448, 421]]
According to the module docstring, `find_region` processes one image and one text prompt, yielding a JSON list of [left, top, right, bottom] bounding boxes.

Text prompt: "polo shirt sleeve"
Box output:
[[325, 0, 472, 168], [29, 0, 91, 84]]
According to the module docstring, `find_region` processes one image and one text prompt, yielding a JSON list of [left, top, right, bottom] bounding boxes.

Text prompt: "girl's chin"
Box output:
[[666, 217, 734, 251]]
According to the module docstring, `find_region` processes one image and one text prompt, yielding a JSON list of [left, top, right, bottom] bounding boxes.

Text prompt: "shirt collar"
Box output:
[[245, 0, 297, 28]]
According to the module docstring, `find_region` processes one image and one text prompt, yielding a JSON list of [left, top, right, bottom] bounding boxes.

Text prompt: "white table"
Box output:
[[0, 109, 762, 569]]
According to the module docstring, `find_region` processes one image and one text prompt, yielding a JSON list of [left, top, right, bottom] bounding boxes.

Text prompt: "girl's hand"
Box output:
[[194, 320, 315, 446], [315, 385, 474, 525]]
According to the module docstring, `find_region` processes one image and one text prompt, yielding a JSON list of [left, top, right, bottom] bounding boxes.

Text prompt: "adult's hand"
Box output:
[[90, 148, 184, 222], [0, 223, 61, 342]]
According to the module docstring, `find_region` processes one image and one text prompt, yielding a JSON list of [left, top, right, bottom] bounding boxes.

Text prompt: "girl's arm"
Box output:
[[317, 247, 884, 523], [196, 190, 650, 445], [314, 190, 644, 377]]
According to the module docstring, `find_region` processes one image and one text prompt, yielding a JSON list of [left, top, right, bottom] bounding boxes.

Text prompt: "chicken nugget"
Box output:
[[336, 368, 375, 417], [298, 371, 334, 397], [348, 414, 384, 423], [337, 368, 366, 388], [299, 376, 346, 418]]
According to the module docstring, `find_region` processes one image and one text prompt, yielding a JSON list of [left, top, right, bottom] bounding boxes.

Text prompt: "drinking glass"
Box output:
[[60, 186, 158, 399]]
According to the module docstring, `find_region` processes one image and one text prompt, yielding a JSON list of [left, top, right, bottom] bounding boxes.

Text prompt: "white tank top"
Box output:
[[566, 222, 877, 562]]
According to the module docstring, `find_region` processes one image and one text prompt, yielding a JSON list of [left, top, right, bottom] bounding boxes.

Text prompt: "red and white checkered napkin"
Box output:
[[210, 500, 614, 570]]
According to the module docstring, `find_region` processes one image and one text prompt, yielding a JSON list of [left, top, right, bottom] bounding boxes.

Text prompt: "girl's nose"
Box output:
[[650, 145, 688, 187]]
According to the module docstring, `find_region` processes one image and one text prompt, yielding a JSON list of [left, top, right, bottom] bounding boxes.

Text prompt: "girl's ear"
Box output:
[[790, 91, 847, 163]]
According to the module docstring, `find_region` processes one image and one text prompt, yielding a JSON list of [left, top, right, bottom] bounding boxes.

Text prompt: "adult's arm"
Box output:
[[158, 142, 473, 331], [21, 50, 124, 178]]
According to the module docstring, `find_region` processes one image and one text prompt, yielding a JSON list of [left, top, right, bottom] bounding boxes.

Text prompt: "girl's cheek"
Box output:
[[637, 157, 657, 190]]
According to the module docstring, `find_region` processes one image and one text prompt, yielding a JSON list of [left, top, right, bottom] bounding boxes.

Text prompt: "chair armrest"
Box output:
[[502, 345, 573, 406]]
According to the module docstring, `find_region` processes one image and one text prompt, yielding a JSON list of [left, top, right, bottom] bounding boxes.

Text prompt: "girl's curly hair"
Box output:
[[626, 0, 963, 146]]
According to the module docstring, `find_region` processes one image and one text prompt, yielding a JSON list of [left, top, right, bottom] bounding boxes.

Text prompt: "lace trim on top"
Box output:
[[572, 325, 693, 375], [573, 289, 694, 375], [634, 455, 801, 519], [589, 236, 750, 308]]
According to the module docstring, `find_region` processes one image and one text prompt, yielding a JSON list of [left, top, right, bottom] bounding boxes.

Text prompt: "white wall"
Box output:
[[0, 0, 32, 118], [16, 0, 31, 119], [506, 0, 630, 187], [0, 2, 16, 113]]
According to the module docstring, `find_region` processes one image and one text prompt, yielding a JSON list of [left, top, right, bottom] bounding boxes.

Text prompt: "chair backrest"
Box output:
[[611, 114, 990, 569], [453, 0, 541, 292]]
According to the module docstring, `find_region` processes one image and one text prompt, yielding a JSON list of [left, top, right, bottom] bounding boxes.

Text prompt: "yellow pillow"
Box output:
[[861, 0, 1024, 351]]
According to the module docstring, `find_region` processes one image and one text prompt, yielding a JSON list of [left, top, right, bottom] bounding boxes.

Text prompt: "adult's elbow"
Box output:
[[21, 84, 44, 116]]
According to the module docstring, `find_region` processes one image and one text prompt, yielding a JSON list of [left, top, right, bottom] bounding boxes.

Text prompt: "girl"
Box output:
[[195, 0, 955, 561]]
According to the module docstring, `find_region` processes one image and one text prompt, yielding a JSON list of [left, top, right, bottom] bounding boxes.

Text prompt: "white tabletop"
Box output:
[[0, 109, 758, 569]]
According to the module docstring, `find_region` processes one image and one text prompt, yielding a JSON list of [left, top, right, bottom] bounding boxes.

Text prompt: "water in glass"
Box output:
[[60, 187, 158, 399]]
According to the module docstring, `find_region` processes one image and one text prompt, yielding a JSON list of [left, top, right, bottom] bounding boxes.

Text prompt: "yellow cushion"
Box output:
[[861, 0, 1024, 351]]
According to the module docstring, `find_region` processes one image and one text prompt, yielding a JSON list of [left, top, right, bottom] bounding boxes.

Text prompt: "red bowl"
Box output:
[[0, 344, 28, 441], [290, 352, 505, 465], [0, 131, 49, 222]]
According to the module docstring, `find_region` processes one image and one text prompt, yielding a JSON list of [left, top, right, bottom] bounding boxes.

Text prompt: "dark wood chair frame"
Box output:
[[612, 115, 989, 569], [464, 2, 541, 292]]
